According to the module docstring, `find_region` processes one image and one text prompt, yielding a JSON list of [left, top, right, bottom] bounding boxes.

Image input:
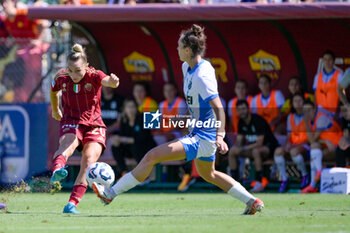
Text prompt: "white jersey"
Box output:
[[182, 59, 219, 141]]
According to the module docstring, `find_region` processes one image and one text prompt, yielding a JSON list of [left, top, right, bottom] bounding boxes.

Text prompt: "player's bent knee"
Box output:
[[142, 149, 159, 165]]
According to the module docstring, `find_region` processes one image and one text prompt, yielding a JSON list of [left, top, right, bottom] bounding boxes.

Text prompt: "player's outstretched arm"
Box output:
[[101, 73, 120, 88], [50, 90, 62, 121]]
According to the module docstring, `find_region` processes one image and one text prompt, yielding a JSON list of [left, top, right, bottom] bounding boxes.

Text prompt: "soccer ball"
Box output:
[[86, 162, 115, 187]]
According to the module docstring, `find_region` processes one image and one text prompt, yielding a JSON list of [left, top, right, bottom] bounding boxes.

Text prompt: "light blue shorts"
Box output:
[[179, 133, 217, 162]]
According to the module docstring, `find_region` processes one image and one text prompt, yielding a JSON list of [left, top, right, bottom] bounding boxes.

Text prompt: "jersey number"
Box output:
[[91, 128, 106, 137]]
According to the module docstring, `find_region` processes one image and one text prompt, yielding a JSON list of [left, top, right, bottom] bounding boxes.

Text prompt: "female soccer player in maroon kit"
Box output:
[[50, 44, 119, 214]]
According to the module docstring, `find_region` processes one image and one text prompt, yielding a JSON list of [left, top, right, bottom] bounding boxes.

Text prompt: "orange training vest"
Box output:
[[315, 70, 340, 113], [289, 113, 308, 145], [161, 97, 183, 132], [310, 112, 342, 146], [141, 97, 152, 113], [256, 90, 279, 125], [230, 96, 253, 133]]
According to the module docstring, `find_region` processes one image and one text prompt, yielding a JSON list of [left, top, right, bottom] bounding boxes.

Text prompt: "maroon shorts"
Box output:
[[59, 123, 106, 151]]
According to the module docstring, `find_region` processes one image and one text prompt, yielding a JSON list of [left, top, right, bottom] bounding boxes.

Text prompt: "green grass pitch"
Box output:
[[0, 192, 349, 233]]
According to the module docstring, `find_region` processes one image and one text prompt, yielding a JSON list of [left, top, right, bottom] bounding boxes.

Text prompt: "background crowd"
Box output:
[[98, 50, 350, 193]]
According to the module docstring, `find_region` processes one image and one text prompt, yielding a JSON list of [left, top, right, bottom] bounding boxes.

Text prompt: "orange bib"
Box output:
[[161, 97, 183, 132], [315, 70, 340, 113], [256, 90, 279, 125], [310, 112, 342, 146], [289, 113, 308, 145]]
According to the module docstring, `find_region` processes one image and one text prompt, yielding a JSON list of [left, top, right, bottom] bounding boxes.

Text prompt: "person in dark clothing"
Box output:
[[101, 86, 124, 129], [112, 98, 156, 177], [228, 99, 279, 193], [336, 105, 350, 167]]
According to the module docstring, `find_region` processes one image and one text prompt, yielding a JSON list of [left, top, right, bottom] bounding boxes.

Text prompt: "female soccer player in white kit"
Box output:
[[92, 24, 264, 215]]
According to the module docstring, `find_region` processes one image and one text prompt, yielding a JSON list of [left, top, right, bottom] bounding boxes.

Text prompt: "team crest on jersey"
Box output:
[[62, 83, 67, 91], [85, 83, 92, 91], [188, 81, 192, 90], [73, 84, 80, 93]]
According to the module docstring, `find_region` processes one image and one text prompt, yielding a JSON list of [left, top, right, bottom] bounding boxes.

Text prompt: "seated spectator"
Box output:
[[1, 0, 50, 102], [155, 82, 187, 144], [250, 74, 285, 133], [112, 98, 156, 177], [228, 100, 279, 193], [281, 76, 314, 115], [132, 81, 158, 113], [100, 86, 124, 159], [227, 79, 253, 134], [274, 93, 309, 193], [313, 50, 343, 117], [101, 86, 124, 131], [301, 100, 343, 193], [336, 105, 350, 167]]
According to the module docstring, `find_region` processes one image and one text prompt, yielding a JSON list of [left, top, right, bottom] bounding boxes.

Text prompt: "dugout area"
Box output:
[[2, 3, 350, 190]]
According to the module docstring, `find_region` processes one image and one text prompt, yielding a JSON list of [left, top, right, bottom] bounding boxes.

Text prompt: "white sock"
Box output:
[[292, 154, 308, 176], [310, 159, 317, 188], [227, 182, 255, 204], [68, 201, 76, 206], [311, 149, 323, 172], [111, 172, 140, 196], [274, 155, 288, 181]]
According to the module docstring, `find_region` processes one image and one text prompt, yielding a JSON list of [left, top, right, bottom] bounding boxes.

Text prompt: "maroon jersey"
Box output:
[[51, 67, 107, 128]]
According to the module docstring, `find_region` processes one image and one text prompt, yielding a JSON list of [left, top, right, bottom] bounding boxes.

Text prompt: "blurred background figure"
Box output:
[[132, 81, 158, 113], [301, 100, 342, 193], [111, 98, 156, 178], [336, 105, 350, 168], [251, 74, 285, 134], [274, 93, 309, 193], [313, 50, 342, 118], [281, 76, 314, 116]]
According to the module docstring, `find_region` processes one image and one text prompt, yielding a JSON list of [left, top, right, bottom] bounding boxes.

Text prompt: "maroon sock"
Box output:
[[68, 184, 87, 206], [52, 155, 67, 172]]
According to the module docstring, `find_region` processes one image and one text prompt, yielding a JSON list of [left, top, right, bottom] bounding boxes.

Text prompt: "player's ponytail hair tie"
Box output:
[[180, 24, 207, 58], [192, 24, 203, 37], [68, 43, 87, 62]]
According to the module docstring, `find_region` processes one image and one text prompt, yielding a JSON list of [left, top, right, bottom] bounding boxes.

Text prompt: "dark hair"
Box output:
[[288, 76, 305, 97], [303, 99, 315, 108], [236, 99, 249, 108], [290, 93, 304, 113], [323, 50, 335, 61], [164, 82, 179, 94], [258, 74, 272, 84], [68, 44, 87, 63], [289, 76, 302, 85], [235, 79, 248, 89], [180, 24, 206, 58], [121, 97, 139, 123], [133, 81, 151, 96]]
